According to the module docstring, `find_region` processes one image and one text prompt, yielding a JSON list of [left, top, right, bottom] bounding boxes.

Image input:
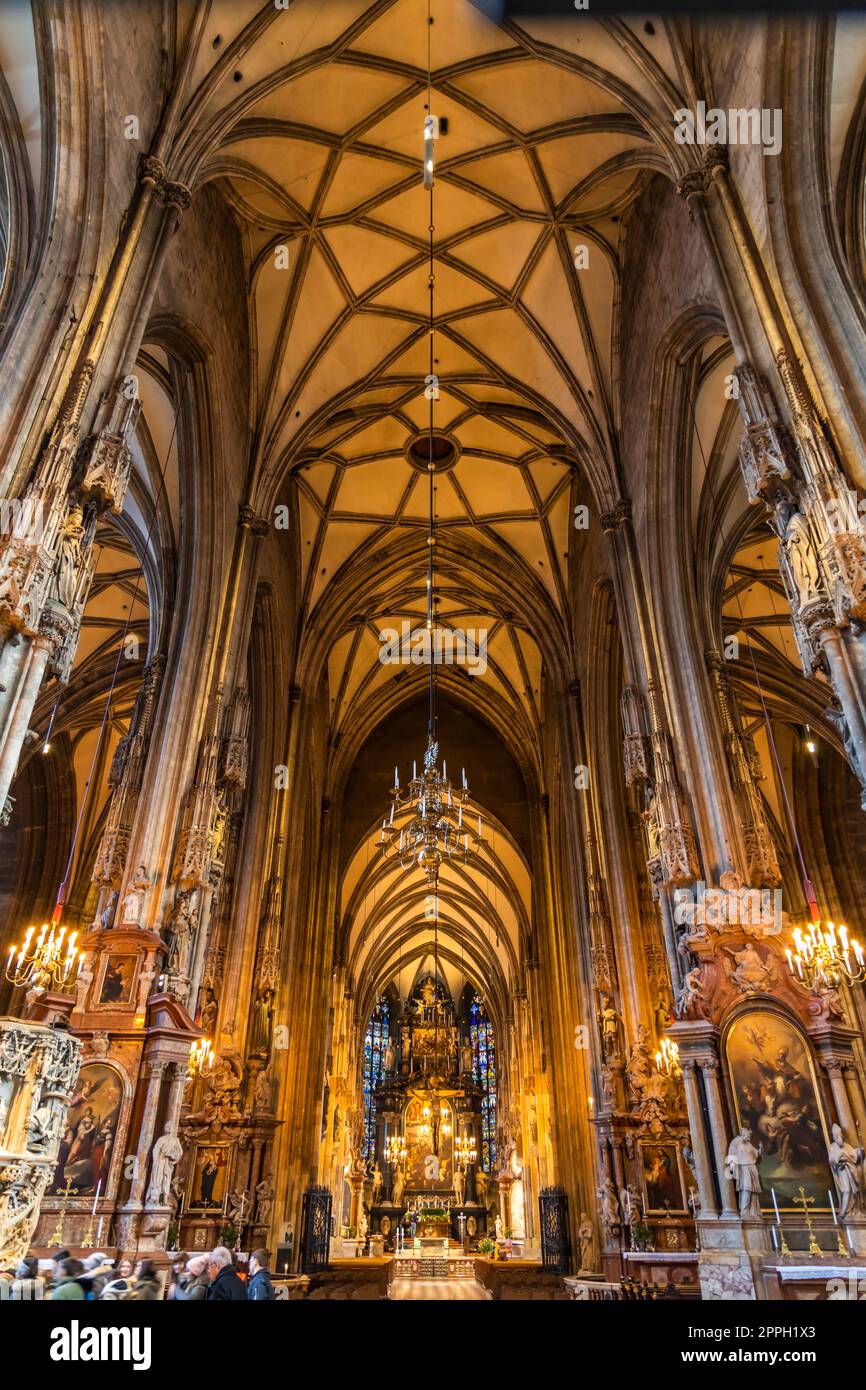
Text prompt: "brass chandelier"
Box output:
[[5, 917, 80, 993], [786, 919, 865, 990]]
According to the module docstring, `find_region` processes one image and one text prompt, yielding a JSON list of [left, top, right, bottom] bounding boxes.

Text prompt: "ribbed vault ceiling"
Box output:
[[178, 0, 690, 762]]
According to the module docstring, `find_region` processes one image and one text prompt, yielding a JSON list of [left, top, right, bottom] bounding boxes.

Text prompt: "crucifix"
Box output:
[[50, 1176, 80, 1248], [792, 1186, 822, 1257]]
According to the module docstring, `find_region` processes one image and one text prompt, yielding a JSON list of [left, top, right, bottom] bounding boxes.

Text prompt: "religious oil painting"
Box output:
[[188, 1143, 231, 1214], [97, 953, 137, 1006], [403, 1096, 453, 1190], [50, 1062, 122, 1197], [639, 1142, 687, 1215], [726, 1011, 832, 1212]]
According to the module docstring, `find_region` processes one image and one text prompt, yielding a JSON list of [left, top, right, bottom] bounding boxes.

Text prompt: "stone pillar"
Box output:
[[347, 1173, 365, 1239], [700, 1060, 738, 1217], [128, 1059, 167, 1207], [0, 633, 51, 814], [681, 1059, 719, 1219], [844, 1062, 866, 1141], [824, 1059, 858, 1135]]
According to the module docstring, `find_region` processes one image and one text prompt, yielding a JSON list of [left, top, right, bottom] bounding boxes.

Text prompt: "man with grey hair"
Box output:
[[205, 1245, 247, 1300]]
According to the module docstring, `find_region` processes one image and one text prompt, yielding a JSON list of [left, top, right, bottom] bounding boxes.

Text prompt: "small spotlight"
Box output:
[[806, 740, 816, 754], [42, 742, 51, 755]]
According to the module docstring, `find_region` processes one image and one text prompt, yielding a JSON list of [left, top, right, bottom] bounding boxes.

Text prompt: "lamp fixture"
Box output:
[[655, 1037, 682, 1080], [5, 916, 80, 993], [455, 1130, 478, 1165], [785, 920, 865, 990], [385, 1131, 407, 1165], [188, 1036, 215, 1078]]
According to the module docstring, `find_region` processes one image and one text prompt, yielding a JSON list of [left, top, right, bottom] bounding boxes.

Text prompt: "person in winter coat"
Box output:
[[50, 1258, 85, 1300], [132, 1259, 162, 1300], [10, 1257, 45, 1300], [205, 1246, 247, 1300], [174, 1254, 210, 1301], [79, 1252, 113, 1300], [247, 1249, 276, 1301]]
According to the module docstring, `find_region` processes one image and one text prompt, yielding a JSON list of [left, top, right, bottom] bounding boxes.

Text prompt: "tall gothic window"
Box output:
[[362, 997, 389, 1158], [470, 997, 497, 1171]]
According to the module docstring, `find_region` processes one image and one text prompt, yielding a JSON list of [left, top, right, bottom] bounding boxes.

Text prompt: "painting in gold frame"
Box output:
[[725, 1009, 832, 1212]]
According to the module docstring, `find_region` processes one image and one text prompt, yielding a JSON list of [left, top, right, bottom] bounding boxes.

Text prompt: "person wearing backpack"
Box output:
[[247, 1249, 276, 1301]]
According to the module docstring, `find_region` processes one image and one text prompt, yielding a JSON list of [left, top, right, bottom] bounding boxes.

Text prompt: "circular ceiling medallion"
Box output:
[[405, 432, 460, 475]]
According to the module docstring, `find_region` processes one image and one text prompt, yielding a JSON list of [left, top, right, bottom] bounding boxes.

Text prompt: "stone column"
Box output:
[[844, 1062, 866, 1141], [700, 1060, 738, 1217], [824, 1059, 857, 1136], [681, 1059, 719, 1219], [0, 633, 52, 814], [128, 1059, 167, 1206]]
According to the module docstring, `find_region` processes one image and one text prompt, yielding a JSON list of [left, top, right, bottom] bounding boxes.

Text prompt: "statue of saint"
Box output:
[[626, 1024, 653, 1100], [99, 890, 119, 932], [372, 1163, 383, 1205], [725, 1127, 763, 1217], [598, 994, 622, 1058], [828, 1123, 865, 1219], [145, 1128, 184, 1207], [597, 1178, 620, 1232], [255, 1173, 275, 1227], [392, 1164, 405, 1207], [785, 512, 822, 607], [54, 505, 86, 608], [383, 1039, 396, 1073], [494, 1215, 504, 1242], [120, 865, 150, 927], [578, 1211, 599, 1272], [453, 1164, 466, 1207], [460, 1039, 473, 1074]]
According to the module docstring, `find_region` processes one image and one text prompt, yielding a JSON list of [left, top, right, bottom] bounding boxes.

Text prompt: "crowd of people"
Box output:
[[1, 1246, 276, 1301]]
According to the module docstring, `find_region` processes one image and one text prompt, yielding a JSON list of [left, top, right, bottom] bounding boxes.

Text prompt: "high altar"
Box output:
[[362, 978, 493, 1248]]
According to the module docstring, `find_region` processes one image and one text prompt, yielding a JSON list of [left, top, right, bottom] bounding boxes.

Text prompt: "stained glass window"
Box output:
[[362, 997, 389, 1159], [470, 997, 497, 1171]]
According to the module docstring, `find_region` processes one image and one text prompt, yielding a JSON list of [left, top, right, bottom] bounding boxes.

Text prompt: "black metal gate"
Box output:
[[300, 1185, 332, 1273], [538, 1185, 571, 1274]]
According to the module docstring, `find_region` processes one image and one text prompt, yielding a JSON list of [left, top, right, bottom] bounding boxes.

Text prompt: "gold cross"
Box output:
[[49, 1176, 80, 1248], [792, 1186, 822, 1257]]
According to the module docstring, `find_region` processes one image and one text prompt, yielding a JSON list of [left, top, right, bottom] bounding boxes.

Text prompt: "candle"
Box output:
[[92, 1180, 102, 1216], [770, 1187, 781, 1226], [828, 1190, 839, 1226], [394, 766, 398, 788], [771, 1226, 778, 1250], [96, 1217, 104, 1242]]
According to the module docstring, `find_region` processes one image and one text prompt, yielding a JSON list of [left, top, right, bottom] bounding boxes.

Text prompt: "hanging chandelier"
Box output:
[[379, 1, 483, 891], [785, 919, 865, 990], [5, 916, 80, 993]]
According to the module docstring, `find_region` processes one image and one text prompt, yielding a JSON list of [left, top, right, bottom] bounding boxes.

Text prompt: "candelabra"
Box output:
[[385, 1132, 407, 1166], [455, 1130, 477, 1166], [785, 919, 865, 991], [5, 919, 80, 992], [188, 1036, 215, 1078], [380, 735, 483, 887], [655, 1037, 682, 1080]]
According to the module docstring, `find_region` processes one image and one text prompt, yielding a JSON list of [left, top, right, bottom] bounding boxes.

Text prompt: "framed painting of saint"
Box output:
[[97, 953, 138, 1006], [639, 1141, 688, 1215], [187, 1143, 231, 1214], [50, 1062, 123, 1198], [725, 1009, 832, 1212]]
